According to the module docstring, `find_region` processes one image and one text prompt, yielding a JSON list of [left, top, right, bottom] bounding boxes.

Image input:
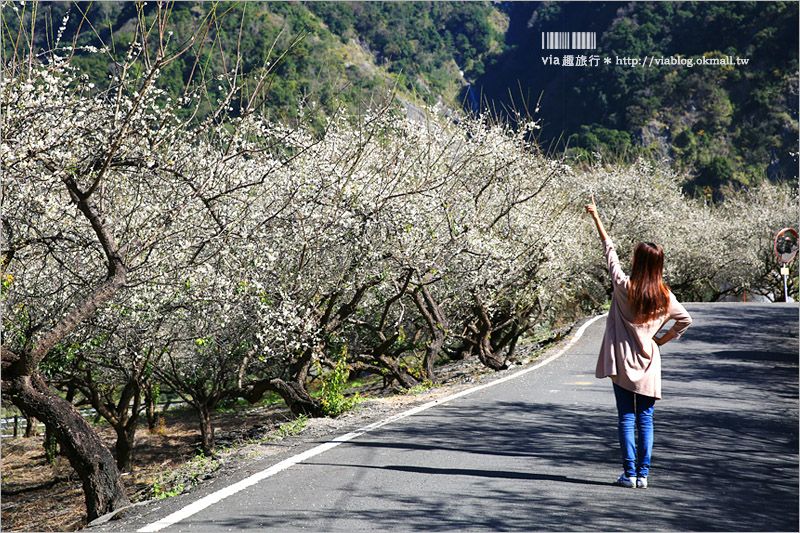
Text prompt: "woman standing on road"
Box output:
[[585, 196, 693, 489]]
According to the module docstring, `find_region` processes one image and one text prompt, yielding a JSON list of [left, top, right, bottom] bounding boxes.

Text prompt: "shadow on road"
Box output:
[[306, 462, 614, 487], [677, 304, 797, 355]]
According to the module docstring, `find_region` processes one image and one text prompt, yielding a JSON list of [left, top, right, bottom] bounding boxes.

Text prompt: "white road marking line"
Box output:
[[137, 313, 607, 532]]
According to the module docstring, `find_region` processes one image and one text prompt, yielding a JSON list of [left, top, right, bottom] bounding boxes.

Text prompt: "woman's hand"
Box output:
[[585, 194, 609, 242], [654, 329, 677, 346], [584, 194, 599, 218]]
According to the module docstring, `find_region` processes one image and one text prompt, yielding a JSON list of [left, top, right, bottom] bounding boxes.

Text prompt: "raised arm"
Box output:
[[585, 196, 628, 289], [585, 195, 609, 243]]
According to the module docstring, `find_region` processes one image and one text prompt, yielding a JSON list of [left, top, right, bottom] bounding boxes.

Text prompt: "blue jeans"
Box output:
[[613, 382, 656, 478]]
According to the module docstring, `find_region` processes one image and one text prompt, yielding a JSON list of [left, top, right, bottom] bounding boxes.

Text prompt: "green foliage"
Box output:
[[697, 156, 735, 187], [275, 414, 308, 438], [477, 1, 798, 195], [15, 1, 794, 195], [317, 348, 360, 417], [19, 1, 504, 120], [345, 374, 383, 390], [214, 397, 251, 414], [308, 1, 502, 93], [216, 389, 285, 414], [567, 124, 636, 164], [403, 381, 434, 395], [152, 481, 184, 500], [256, 391, 284, 407], [149, 452, 219, 500]]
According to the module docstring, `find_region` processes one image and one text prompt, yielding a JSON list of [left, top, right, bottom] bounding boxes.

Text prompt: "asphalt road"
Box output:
[[109, 303, 799, 532]]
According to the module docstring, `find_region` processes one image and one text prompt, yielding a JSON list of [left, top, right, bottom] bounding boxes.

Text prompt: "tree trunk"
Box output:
[[4, 373, 129, 521], [448, 339, 474, 361], [424, 341, 445, 379], [352, 332, 420, 391], [44, 423, 60, 464], [117, 382, 141, 471], [412, 286, 447, 382], [242, 377, 325, 417], [375, 354, 419, 390], [0, 133, 132, 522], [269, 379, 325, 417], [80, 375, 142, 473], [145, 387, 158, 431], [24, 414, 38, 437], [472, 295, 508, 371], [197, 403, 214, 454], [114, 421, 138, 472], [506, 333, 520, 362], [476, 329, 507, 370], [65, 382, 77, 403]]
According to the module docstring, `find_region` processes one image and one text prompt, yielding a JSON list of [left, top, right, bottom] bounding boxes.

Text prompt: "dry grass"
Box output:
[[0, 403, 293, 532]]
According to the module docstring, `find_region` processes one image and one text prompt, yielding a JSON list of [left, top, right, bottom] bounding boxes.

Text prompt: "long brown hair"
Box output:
[[628, 242, 670, 322]]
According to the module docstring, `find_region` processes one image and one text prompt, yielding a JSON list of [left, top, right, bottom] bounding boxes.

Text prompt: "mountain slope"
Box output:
[[10, 1, 797, 194]]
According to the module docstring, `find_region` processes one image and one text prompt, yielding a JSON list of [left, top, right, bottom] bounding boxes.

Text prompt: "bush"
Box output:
[[318, 349, 360, 417]]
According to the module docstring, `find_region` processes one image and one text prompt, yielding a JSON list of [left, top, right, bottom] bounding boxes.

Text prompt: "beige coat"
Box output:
[[594, 238, 693, 399]]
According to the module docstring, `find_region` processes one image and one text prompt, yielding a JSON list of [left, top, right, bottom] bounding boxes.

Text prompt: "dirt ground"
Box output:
[[0, 342, 557, 532], [0, 402, 300, 532]]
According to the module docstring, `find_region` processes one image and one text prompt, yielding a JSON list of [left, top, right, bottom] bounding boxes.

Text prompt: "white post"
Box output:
[[781, 263, 789, 301]]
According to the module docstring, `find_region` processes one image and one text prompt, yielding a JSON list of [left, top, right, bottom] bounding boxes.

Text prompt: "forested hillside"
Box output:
[[21, 1, 505, 125], [478, 1, 799, 197], [9, 1, 797, 196]]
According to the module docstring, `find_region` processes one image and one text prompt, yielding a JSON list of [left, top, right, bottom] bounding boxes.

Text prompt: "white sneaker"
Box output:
[[615, 473, 636, 488], [636, 476, 648, 489]]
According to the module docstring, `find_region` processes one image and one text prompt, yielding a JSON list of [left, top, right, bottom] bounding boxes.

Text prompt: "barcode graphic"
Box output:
[[541, 31, 596, 50]]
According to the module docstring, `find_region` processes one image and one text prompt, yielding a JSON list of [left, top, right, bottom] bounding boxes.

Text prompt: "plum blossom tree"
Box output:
[[0, 2, 291, 519], [45, 295, 170, 472], [232, 107, 580, 392]]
